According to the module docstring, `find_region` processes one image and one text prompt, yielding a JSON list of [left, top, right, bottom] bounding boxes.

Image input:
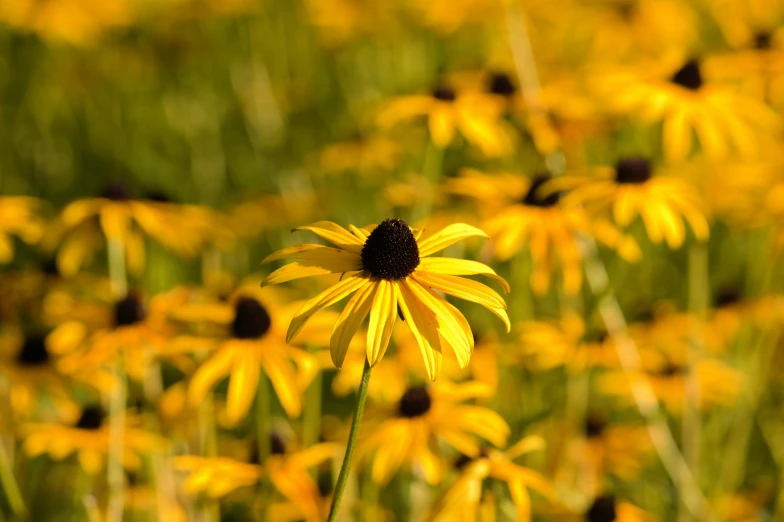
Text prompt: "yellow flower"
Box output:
[[426, 436, 556, 522], [519, 313, 620, 373], [357, 380, 510, 485], [580, 495, 655, 522], [186, 284, 320, 425], [43, 185, 213, 277], [261, 219, 510, 380], [174, 438, 336, 519], [578, 416, 653, 483], [447, 170, 639, 295], [316, 134, 400, 177], [0, 0, 133, 46], [554, 159, 711, 249], [0, 324, 113, 422], [593, 57, 781, 162], [21, 405, 163, 475], [377, 86, 514, 156], [0, 196, 44, 264]]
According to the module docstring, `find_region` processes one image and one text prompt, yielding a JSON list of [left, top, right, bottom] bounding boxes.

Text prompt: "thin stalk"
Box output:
[[303, 355, 323, 454], [327, 359, 373, 522], [0, 437, 26, 519], [106, 238, 127, 522]]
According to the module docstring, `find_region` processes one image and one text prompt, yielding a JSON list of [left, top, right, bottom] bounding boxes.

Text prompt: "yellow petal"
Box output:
[[330, 281, 375, 368], [261, 246, 362, 287], [188, 346, 237, 405], [418, 257, 509, 294], [292, 222, 364, 254], [428, 105, 456, 148], [286, 273, 367, 344], [366, 279, 397, 366], [263, 350, 303, 417], [99, 203, 131, 241], [226, 353, 261, 425], [397, 280, 442, 381], [414, 271, 506, 310], [418, 224, 489, 257]]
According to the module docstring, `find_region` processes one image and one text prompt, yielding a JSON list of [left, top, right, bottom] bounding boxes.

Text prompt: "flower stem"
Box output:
[[256, 374, 271, 463], [327, 358, 372, 522], [0, 437, 26, 519], [107, 361, 127, 522]]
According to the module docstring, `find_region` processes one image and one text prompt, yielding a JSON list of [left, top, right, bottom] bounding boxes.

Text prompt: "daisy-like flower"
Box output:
[[377, 85, 514, 156], [260, 219, 509, 380], [0, 324, 112, 422], [593, 57, 781, 162], [446, 170, 639, 295], [185, 284, 319, 425], [42, 184, 213, 277], [174, 436, 336, 520], [357, 380, 510, 485], [21, 405, 162, 475], [581, 495, 654, 522], [554, 158, 710, 249], [425, 436, 556, 522], [0, 196, 45, 264]]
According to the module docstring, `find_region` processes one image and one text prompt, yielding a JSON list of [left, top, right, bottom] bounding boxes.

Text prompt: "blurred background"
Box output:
[[2, 0, 784, 521]]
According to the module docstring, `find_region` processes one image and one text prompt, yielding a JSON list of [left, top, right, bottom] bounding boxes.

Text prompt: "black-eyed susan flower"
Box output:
[[593, 57, 781, 162], [42, 184, 213, 277], [577, 415, 653, 484], [0, 196, 45, 264], [446, 170, 639, 295], [174, 437, 336, 517], [356, 380, 510, 485], [554, 158, 710, 249], [582, 495, 654, 522], [21, 405, 162, 475], [261, 219, 509, 379], [426, 436, 556, 522], [186, 284, 319, 425], [377, 86, 514, 156]]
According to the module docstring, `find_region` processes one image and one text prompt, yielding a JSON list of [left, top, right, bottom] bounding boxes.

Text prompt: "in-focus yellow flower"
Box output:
[[357, 380, 510, 485], [426, 436, 556, 522], [21, 405, 162, 475], [174, 437, 336, 520], [594, 58, 781, 162], [0, 196, 44, 264], [43, 184, 213, 277], [554, 159, 710, 249], [186, 286, 319, 425], [447, 170, 639, 295], [377, 86, 514, 156], [261, 219, 510, 380]]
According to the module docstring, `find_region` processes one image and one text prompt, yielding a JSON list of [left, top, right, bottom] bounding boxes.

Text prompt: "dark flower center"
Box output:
[[143, 191, 174, 203], [657, 362, 685, 377], [114, 293, 146, 328], [670, 60, 703, 91], [754, 31, 772, 50], [715, 289, 742, 308], [361, 218, 420, 280], [76, 406, 105, 430], [615, 158, 651, 184], [522, 175, 560, 207], [16, 335, 50, 366], [231, 297, 272, 339], [584, 416, 607, 438], [432, 85, 457, 102], [249, 433, 287, 463], [41, 258, 59, 276], [587, 495, 618, 522], [101, 182, 134, 201], [454, 448, 488, 470], [398, 386, 432, 418], [487, 72, 516, 97]]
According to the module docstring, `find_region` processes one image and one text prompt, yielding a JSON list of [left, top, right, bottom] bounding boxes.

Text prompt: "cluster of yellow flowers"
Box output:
[[1, 0, 784, 521]]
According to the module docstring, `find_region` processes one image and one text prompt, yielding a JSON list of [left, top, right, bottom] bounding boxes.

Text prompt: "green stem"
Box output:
[[0, 437, 26, 519], [107, 361, 127, 522], [303, 358, 323, 456], [327, 359, 373, 522], [256, 374, 271, 463]]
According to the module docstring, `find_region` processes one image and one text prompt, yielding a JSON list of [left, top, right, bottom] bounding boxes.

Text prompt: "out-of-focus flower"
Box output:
[[43, 184, 215, 277], [316, 134, 401, 177], [0, 0, 133, 46], [174, 437, 336, 520], [21, 405, 163, 475], [377, 85, 515, 156], [447, 170, 639, 295], [0, 196, 45, 264], [553, 158, 710, 249], [304, 0, 399, 46], [186, 284, 319, 425], [357, 380, 510, 485], [426, 436, 556, 522], [261, 219, 509, 380], [594, 57, 781, 162]]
